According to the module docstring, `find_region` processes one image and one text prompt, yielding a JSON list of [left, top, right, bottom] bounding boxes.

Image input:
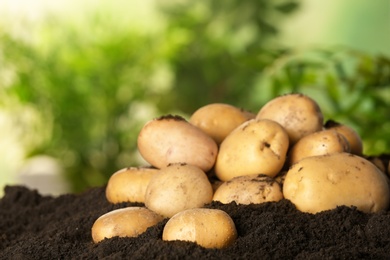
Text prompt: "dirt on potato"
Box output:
[[1, 184, 390, 259]]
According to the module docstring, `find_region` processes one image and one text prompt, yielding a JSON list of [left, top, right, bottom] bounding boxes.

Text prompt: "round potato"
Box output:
[[137, 115, 218, 172], [189, 103, 254, 144], [105, 167, 159, 204], [256, 93, 323, 144], [324, 120, 363, 155], [213, 174, 283, 205], [288, 129, 350, 165], [283, 153, 390, 214], [145, 163, 213, 218], [215, 119, 289, 181], [162, 208, 237, 249], [91, 207, 164, 243]]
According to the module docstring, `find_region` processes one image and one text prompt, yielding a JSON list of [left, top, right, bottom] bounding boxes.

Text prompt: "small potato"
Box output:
[[288, 129, 350, 165], [105, 167, 158, 204], [213, 174, 283, 205], [189, 103, 254, 144], [137, 115, 218, 172], [91, 207, 164, 243], [324, 120, 363, 155], [283, 153, 390, 214], [162, 208, 237, 249], [215, 119, 289, 181], [145, 163, 213, 218], [256, 93, 323, 145]]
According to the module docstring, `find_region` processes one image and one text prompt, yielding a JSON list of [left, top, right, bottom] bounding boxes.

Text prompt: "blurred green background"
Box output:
[[0, 0, 389, 195]]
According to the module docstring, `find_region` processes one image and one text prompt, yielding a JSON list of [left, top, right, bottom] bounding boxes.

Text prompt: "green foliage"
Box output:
[[156, 0, 298, 113], [0, 18, 170, 191]]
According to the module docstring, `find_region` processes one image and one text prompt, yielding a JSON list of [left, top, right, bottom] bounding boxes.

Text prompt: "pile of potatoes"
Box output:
[[91, 93, 390, 249]]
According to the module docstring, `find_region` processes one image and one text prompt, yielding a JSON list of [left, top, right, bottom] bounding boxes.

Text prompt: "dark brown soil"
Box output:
[[1, 185, 389, 259]]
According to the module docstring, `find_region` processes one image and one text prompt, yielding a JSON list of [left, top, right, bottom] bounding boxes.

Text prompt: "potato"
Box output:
[[162, 208, 237, 249], [215, 118, 289, 181], [288, 129, 350, 165], [283, 153, 390, 214], [145, 163, 213, 218], [324, 120, 363, 155], [105, 167, 158, 204], [213, 174, 283, 205], [189, 103, 254, 144], [256, 93, 323, 144], [91, 207, 164, 243], [137, 115, 218, 172]]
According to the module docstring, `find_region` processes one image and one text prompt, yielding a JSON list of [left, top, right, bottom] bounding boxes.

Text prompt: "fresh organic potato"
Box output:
[[215, 119, 289, 181], [324, 120, 363, 155], [283, 153, 390, 214], [213, 174, 283, 205], [91, 207, 164, 243], [105, 167, 159, 204], [137, 115, 218, 172], [162, 208, 237, 249], [256, 93, 323, 145], [189, 103, 254, 144], [145, 163, 213, 218], [288, 129, 350, 165]]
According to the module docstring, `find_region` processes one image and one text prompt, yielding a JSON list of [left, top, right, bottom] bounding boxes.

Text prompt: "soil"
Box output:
[[1, 185, 390, 259]]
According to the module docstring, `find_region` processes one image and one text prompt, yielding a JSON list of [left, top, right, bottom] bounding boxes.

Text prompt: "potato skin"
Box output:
[[189, 103, 253, 144], [283, 153, 390, 214], [215, 119, 289, 181], [288, 129, 350, 165], [145, 163, 213, 218], [213, 174, 283, 205], [137, 115, 218, 172], [91, 207, 164, 243], [256, 93, 323, 145], [162, 208, 237, 249], [105, 167, 158, 204]]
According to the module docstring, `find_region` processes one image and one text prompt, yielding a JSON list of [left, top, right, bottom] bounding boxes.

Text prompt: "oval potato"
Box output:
[[215, 119, 289, 181], [256, 93, 323, 145], [137, 115, 218, 172], [145, 163, 213, 218], [324, 120, 363, 155], [283, 153, 390, 214], [288, 129, 350, 165], [162, 208, 237, 249], [105, 167, 159, 204], [189, 103, 254, 144], [213, 174, 283, 205], [91, 207, 164, 243]]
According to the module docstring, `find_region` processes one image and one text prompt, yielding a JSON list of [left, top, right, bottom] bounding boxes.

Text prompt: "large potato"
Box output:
[[105, 167, 158, 204], [256, 93, 323, 144], [91, 207, 164, 243], [283, 153, 390, 214], [189, 103, 254, 144], [213, 174, 283, 205], [137, 115, 218, 172], [215, 119, 289, 181], [162, 208, 237, 249], [288, 129, 350, 165], [145, 163, 213, 218]]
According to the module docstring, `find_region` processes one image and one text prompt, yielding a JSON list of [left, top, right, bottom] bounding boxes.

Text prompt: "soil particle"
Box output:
[[1, 185, 389, 259]]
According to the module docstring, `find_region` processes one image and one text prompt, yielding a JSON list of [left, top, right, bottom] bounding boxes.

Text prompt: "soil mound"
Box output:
[[1, 185, 389, 259]]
